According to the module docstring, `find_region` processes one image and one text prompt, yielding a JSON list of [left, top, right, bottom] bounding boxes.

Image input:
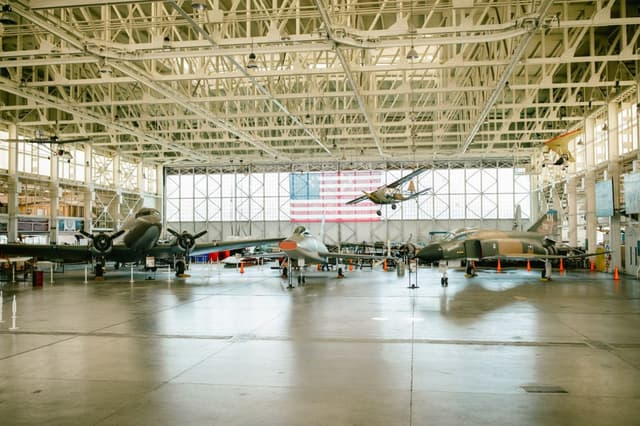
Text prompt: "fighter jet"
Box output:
[[278, 225, 393, 286], [415, 210, 591, 284], [0, 207, 283, 278], [544, 128, 582, 165], [345, 167, 430, 216]]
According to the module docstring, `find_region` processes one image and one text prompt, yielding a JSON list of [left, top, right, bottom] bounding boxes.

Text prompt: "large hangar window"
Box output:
[[165, 166, 530, 224]]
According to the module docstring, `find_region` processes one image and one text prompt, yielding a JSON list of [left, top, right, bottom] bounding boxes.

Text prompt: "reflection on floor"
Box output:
[[1, 263, 639, 425]]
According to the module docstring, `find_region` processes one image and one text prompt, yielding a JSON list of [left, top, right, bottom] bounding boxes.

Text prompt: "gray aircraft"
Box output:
[[415, 210, 588, 285], [0, 207, 282, 277], [345, 167, 431, 216], [278, 225, 392, 286]]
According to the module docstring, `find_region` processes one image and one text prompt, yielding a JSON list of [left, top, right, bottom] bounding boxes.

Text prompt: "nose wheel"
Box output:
[[376, 209, 382, 216], [440, 276, 448, 287]]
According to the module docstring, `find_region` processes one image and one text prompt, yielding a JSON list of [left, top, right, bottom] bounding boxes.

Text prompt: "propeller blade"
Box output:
[[193, 230, 208, 240], [110, 229, 125, 239], [79, 230, 93, 239], [167, 228, 180, 237]]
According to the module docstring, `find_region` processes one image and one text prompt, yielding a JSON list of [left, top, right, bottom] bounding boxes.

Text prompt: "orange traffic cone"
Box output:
[[383, 259, 388, 272], [239, 262, 245, 274], [614, 265, 619, 280], [526, 259, 531, 272], [559, 258, 564, 273], [497, 259, 502, 273], [317, 263, 321, 271], [349, 259, 353, 272], [590, 260, 595, 272]]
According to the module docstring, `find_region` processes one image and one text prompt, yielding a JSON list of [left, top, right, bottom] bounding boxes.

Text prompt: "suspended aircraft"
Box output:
[[345, 167, 431, 216], [278, 225, 393, 286], [415, 210, 593, 285], [0, 207, 283, 277], [543, 128, 582, 166]]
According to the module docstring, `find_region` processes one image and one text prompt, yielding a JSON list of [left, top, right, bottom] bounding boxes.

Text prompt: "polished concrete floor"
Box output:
[[0, 262, 639, 425]]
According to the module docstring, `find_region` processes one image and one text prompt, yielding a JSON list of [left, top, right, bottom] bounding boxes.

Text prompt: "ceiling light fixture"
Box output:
[[247, 52, 258, 69], [406, 46, 418, 61], [191, 0, 209, 12], [0, 4, 17, 25]]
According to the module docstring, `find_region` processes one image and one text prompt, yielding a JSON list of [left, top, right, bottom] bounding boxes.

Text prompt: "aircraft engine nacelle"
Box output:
[[167, 229, 208, 257], [177, 234, 196, 251], [91, 233, 114, 255], [79, 229, 125, 257]]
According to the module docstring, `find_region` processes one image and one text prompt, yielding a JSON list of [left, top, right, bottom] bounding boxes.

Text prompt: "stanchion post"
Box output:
[[83, 266, 88, 284], [50, 266, 54, 284], [130, 265, 135, 283], [0, 290, 4, 323], [167, 265, 171, 282], [9, 295, 18, 331]]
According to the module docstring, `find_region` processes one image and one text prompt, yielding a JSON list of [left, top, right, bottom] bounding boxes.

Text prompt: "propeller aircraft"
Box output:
[[345, 167, 431, 216], [0, 207, 283, 278]]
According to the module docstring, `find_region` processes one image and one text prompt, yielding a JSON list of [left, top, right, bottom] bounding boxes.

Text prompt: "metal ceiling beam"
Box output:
[[313, 0, 385, 157], [460, 0, 555, 154]]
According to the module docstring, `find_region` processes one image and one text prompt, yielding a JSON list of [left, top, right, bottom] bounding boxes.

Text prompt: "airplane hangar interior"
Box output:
[[0, 0, 639, 424]]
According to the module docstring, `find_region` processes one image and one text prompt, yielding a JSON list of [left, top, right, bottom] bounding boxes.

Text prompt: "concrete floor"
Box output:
[[0, 262, 639, 425]]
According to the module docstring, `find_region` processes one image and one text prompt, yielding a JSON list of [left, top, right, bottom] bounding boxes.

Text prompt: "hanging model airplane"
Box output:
[[277, 225, 394, 286], [415, 210, 597, 285], [0, 207, 283, 278], [543, 128, 582, 166], [345, 167, 431, 216]]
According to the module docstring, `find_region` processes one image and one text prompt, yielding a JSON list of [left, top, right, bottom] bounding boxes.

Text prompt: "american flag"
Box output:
[[289, 171, 382, 222]]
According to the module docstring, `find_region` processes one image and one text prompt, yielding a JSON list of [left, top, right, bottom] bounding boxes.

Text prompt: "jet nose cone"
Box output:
[[417, 244, 443, 262], [279, 239, 298, 251]]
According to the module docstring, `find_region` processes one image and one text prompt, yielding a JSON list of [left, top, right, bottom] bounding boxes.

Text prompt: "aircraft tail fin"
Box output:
[[527, 210, 558, 234]]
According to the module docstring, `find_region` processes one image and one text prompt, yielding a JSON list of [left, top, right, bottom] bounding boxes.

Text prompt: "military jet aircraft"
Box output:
[[415, 210, 591, 285], [544, 128, 582, 165], [0, 207, 283, 277], [345, 167, 430, 216], [278, 225, 393, 286]]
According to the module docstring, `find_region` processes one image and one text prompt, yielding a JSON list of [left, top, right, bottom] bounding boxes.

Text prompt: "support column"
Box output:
[[49, 156, 60, 244], [607, 103, 621, 273], [567, 176, 578, 247], [584, 171, 597, 252], [113, 154, 121, 229], [83, 146, 93, 234], [583, 116, 597, 252], [7, 124, 19, 243]]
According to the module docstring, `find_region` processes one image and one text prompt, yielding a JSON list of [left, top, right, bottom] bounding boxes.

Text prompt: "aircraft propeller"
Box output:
[[167, 229, 208, 259], [79, 229, 125, 255]]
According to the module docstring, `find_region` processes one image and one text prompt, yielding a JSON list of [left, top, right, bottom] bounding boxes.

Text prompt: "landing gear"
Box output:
[[440, 275, 448, 287], [391, 204, 397, 210], [465, 261, 476, 278], [540, 260, 552, 281], [438, 262, 448, 287], [175, 260, 186, 277], [376, 210, 382, 216], [297, 275, 306, 285]]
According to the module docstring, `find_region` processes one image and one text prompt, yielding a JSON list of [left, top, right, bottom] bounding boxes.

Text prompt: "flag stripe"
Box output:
[[290, 171, 382, 222]]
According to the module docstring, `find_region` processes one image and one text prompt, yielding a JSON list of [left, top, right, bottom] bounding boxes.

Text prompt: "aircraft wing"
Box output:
[[0, 243, 92, 263], [404, 187, 432, 200], [345, 192, 371, 205], [187, 237, 284, 257], [483, 251, 606, 261], [386, 167, 427, 189], [544, 129, 581, 163], [317, 250, 392, 262]]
